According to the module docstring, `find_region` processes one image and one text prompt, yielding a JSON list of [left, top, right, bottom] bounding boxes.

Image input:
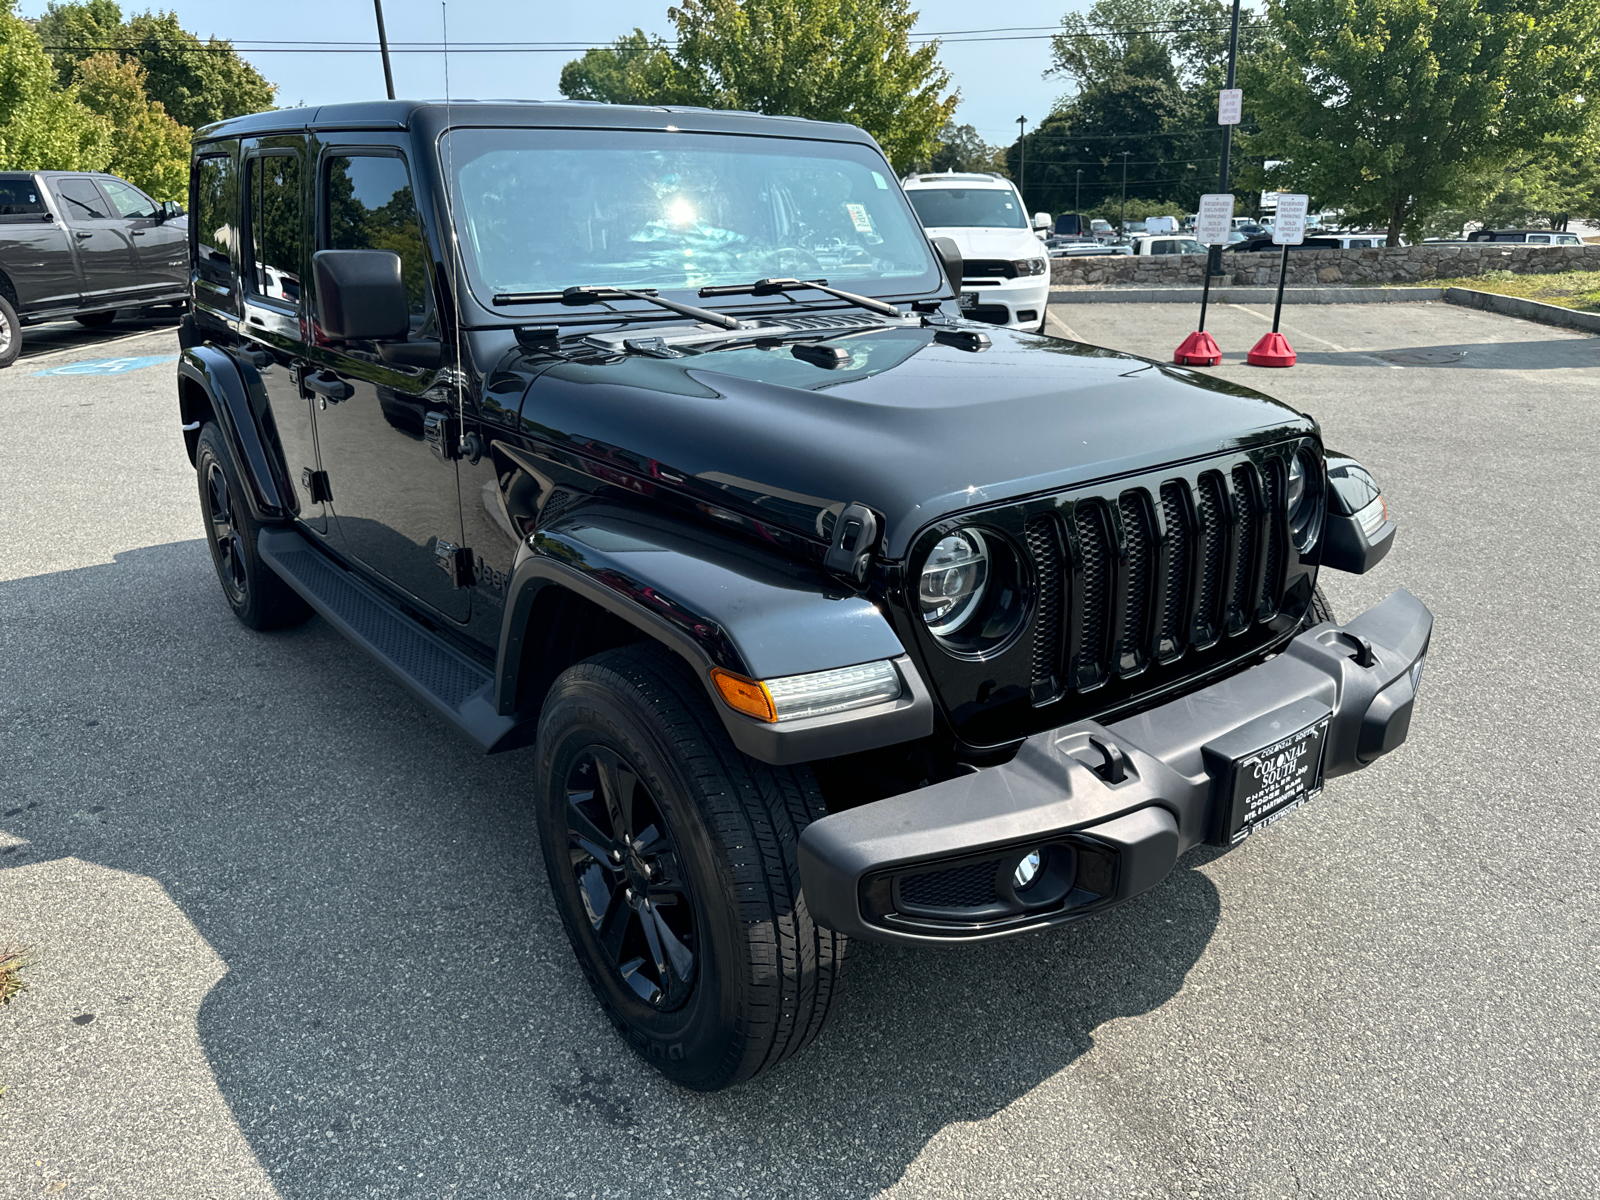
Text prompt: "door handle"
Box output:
[[131, 230, 146, 237], [74, 230, 92, 239], [304, 371, 353, 402], [239, 346, 272, 368]]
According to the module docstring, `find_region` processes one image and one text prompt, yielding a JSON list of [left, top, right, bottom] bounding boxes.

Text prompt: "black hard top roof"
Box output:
[[195, 99, 876, 146]]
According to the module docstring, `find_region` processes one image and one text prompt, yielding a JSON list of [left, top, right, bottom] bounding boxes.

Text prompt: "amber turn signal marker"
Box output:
[[710, 668, 777, 723]]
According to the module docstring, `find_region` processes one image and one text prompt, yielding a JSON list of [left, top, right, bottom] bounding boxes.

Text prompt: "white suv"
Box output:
[[901, 172, 1050, 333]]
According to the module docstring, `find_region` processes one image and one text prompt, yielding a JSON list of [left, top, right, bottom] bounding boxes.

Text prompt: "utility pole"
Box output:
[[1016, 116, 1027, 208], [374, 0, 396, 100], [1206, 0, 1243, 277], [1076, 168, 1082, 216], [1120, 150, 1130, 231]]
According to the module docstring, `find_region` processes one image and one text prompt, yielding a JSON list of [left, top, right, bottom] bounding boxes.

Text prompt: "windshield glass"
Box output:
[[905, 187, 1026, 229], [440, 127, 940, 305]]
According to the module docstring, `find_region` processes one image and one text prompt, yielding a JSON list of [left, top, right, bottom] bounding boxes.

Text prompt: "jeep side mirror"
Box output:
[[313, 249, 410, 341], [930, 236, 963, 295]]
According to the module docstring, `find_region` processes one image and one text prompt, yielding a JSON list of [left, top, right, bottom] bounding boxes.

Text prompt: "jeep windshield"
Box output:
[[905, 188, 1026, 229], [440, 127, 942, 308]]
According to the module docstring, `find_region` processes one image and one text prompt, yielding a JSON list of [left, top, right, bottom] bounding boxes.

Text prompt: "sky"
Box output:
[[19, 1, 1090, 146]]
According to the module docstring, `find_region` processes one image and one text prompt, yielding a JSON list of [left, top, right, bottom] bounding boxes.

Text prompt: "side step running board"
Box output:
[[256, 527, 522, 753]]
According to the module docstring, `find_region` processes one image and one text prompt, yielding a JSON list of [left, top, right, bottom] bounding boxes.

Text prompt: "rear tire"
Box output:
[[534, 643, 846, 1090], [194, 422, 311, 630], [0, 295, 19, 368], [74, 310, 117, 329]]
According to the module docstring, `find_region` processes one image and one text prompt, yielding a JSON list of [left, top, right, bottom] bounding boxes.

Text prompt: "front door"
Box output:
[[46, 176, 139, 306], [98, 176, 187, 295], [0, 176, 78, 312], [305, 144, 466, 622], [239, 139, 325, 535]]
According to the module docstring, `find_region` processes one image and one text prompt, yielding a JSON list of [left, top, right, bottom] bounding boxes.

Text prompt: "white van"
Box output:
[[901, 172, 1051, 332]]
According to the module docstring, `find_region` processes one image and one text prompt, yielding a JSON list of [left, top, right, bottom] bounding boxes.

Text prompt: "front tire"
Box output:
[[535, 644, 846, 1090], [1309, 584, 1336, 626], [194, 423, 310, 630]]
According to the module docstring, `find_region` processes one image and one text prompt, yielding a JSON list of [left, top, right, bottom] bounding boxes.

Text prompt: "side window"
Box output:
[[51, 177, 112, 221], [246, 154, 301, 304], [324, 154, 430, 321], [0, 178, 47, 217], [99, 178, 159, 220], [192, 155, 237, 287]]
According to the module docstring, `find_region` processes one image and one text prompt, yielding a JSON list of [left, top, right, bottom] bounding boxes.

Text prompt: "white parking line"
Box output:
[[1045, 309, 1083, 341], [20, 328, 179, 366]]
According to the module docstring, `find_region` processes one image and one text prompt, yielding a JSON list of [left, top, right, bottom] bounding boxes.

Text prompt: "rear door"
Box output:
[[306, 141, 466, 621], [0, 175, 79, 312], [98, 176, 187, 294], [46, 175, 140, 305]]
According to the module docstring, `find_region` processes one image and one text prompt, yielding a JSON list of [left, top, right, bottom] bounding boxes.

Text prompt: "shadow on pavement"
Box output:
[[1, 541, 1222, 1197], [15, 307, 183, 362], [1285, 336, 1597, 370]]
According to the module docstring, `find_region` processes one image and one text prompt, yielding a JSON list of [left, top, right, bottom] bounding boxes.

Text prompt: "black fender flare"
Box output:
[[177, 346, 288, 522], [1320, 451, 1397, 575], [496, 505, 934, 765]]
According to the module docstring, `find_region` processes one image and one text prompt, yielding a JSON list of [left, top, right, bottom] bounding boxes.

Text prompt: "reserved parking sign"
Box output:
[[1273, 194, 1310, 245], [1196, 194, 1235, 245]]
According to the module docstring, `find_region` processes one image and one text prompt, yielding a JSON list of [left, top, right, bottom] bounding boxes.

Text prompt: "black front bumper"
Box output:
[[798, 588, 1432, 945]]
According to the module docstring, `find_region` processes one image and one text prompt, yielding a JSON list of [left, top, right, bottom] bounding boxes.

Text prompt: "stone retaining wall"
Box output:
[[1049, 242, 1600, 288]]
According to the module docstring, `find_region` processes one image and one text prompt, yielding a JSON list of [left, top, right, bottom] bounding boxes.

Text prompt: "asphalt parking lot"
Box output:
[[2, 302, 1597, 1199]]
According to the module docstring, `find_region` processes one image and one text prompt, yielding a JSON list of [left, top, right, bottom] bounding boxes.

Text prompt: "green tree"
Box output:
[[0, 0, 111, 170], [911, 121, 1007, 175], [37, 2, 276, 128], [559, 0, 958, 171], [73, 51, 186, 199], [1241, 0, 1600, 244]]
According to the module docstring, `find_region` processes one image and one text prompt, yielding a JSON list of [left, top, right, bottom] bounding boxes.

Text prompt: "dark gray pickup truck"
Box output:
[[0, 170, 188, 367]]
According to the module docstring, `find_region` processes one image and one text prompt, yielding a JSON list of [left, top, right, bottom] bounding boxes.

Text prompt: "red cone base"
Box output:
[[1174, 330, 1222, 366], [1247, 331, 1296, 367]]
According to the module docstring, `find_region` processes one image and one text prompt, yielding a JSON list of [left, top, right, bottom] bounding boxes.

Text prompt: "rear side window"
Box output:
[[0, 178, 46, 217], [51, 177, 111, 220], [324, 154, 430, 319], [246, 155, 301, 304], [192, 154, 237, 286], [99, 178, 158, 220]]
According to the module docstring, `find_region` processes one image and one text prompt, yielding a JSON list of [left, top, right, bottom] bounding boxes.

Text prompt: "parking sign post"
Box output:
[[1249, 193, 1308, 367], [1175, 193, 1235, 366]]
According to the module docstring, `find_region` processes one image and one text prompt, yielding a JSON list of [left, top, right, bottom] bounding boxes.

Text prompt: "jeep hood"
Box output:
[[512, 324, 1314, 559]]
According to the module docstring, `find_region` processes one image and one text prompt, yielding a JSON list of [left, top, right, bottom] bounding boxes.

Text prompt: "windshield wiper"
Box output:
[[491, 285, 743, 331], [697, 277, 901, 319]]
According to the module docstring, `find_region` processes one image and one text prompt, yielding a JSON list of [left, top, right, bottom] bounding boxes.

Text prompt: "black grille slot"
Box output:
[[899, 860, 1002, 910], [1196, 473, 1226, 636], [1259, 459, 1282, 615], [1074, 502, 1112, 683], [1229, 465, 1258, 625], [1118, 494, 1152, 666], [1159, 482, 1189, 652], [962, 259, 1017, 279], [1025, 514, 1064, 701]]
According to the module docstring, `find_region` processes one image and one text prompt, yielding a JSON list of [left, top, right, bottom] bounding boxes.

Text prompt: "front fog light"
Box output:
[[711, 660, 902, 723], [1013, 849, 1042, 889]]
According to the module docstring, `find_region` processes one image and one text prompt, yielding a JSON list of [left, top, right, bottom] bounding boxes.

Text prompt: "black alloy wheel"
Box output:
[[564, 745, 697, 1010], [205, 460, 249, 607], [193, 422, 310, 631], [535, 643, 846, 1091]]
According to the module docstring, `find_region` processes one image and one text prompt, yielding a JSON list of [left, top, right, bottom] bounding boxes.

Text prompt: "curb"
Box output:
[[1049, 287, 1443, 305], [1442, 287, 1600, 334]]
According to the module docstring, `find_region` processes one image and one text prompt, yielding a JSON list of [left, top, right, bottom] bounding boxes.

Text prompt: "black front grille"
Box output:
[[1020, 450, 1299, 706], [962, 259, 1017, 279], [899, 859, 1002, 909]]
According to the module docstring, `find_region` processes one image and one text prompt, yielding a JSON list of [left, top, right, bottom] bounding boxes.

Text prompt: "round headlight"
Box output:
[[919, 530, 990, 636], [1287, 449, 1323, 552]]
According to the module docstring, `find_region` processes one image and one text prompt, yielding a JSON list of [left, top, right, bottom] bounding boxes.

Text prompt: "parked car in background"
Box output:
[[1466, 229, 1583, 245], [1130, 234, 1207, 256], [1328, 233, 1398, 248], [1089, 218, 1114, 238], [1046, 235, 1120, 258], [902, 171, 1049, 332], [1144, 216, 1179, 235], [0, 170, 187, 367], [1226, 235, 1345, 253]]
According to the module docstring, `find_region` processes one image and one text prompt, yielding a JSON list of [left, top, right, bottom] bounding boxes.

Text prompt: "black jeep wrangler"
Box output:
[[177, 101, 1430, 1091]]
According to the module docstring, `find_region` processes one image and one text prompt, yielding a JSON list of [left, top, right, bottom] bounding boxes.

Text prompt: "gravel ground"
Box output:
[[1, 304, 1596, 1198]]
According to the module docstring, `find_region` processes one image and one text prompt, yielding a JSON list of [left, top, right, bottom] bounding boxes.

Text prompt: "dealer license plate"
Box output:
[[958, 291, 979, 311], [1219, 713, 1331, 845]]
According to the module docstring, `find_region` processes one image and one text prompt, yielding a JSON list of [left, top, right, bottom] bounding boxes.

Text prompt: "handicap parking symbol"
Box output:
[[33, 354, 178, 377]]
